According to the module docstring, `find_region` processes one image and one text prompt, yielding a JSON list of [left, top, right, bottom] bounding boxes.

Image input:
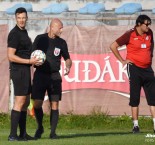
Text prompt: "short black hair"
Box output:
[[15, 7, 27, 16], [136, 15, 151, 26]]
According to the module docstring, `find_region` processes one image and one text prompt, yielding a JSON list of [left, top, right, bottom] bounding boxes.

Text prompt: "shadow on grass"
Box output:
[[58, 131, 133, 139]]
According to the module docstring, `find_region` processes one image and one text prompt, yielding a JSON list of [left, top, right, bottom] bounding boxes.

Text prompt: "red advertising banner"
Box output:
[[61, 52, 128, 92], [0, 24, 154, 115], [0, 24, 9, 113], [43, 25, 153, 115]]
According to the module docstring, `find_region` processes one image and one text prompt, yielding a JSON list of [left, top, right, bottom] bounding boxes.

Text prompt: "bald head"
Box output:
[[48, 18, 63, 38], [50, 18, 63, 27]]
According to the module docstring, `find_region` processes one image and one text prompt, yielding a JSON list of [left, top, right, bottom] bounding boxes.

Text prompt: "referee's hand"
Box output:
[[64, 67, 70, 76]]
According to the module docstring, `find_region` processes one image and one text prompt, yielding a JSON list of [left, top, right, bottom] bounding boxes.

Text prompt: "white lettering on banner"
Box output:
[[82, 61, 100, 82], [98, 56, 116, 82], [61, 55, 128, 83], [117, 60, 128, 82], [62, 60, 81, 82]]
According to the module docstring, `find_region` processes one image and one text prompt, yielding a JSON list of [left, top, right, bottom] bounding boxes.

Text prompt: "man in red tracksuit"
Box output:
[[110, 15, 155, 133]]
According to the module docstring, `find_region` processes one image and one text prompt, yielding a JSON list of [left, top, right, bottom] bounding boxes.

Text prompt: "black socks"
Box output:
[[50, 109, 59, 136], [34, 108, 44, 129], [9, 110, 21, 137], [19, 111, 27, 137], [34, 108, 59, 136]]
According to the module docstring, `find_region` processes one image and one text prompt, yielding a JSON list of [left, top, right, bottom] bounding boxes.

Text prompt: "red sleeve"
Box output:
[[116, 29, 132, 46]]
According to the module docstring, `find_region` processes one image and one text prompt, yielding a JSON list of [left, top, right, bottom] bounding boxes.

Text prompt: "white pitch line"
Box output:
[[109, 90, 130, 98]]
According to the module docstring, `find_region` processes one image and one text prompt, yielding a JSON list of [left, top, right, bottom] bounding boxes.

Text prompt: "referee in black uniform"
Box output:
[[7, 7, 41, 141], [32, 18, 72, 139]]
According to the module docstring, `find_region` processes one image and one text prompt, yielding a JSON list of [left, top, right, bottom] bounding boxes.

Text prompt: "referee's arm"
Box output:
[[64, 58, 72, 76]]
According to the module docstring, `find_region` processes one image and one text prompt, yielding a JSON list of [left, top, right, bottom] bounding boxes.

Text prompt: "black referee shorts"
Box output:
[[31, 71, 62, 102], [10, 67, 31, 96], [127, 63, 155, 107]]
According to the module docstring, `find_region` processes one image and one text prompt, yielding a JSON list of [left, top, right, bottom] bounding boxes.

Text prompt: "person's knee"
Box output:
[[33, 100, 43, 109], [23, 97, 30, 109], [22, 101, 30, 111], [13, 96, 27, 111], [13, 103, 24, 111], [51, 101, 59, 110]]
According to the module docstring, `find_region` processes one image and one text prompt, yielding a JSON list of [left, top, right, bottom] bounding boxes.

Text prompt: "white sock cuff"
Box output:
[[133, 120, 138, 126]]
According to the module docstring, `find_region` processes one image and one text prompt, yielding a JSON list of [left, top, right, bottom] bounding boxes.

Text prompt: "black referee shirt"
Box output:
[[32, 33, 70, 74], [7, 25, 32, 69]]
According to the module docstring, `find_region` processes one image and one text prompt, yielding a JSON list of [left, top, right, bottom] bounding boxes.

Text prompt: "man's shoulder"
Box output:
[[36, 33, 48, 38], [120, 28, 135, 39], [34, 33, 49, 42], [56, 36, 66, 43], [125, 28, 135, 34], [8, 26, 20, 38], [9, 26, 18, 34]]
